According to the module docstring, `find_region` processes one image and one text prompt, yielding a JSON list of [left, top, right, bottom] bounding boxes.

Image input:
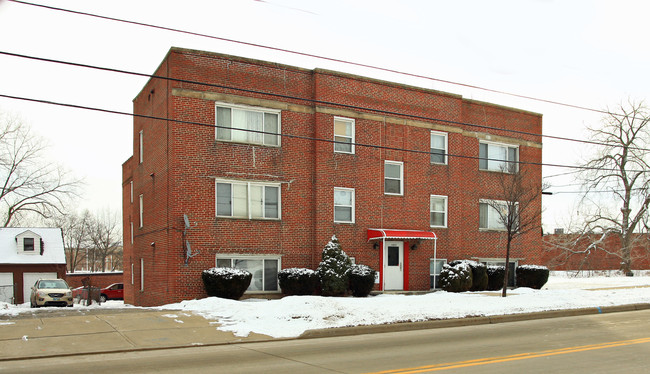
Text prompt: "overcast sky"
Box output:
[[0, 0, 648, 231]]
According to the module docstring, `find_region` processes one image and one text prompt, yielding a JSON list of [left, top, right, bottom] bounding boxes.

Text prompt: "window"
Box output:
[[215, 104, 280, 146], [430, 131, 447, 164], [130, 222, 134, 244], [334, 188, 355, 223], [430, 259, 447, 289], [130, 181, 133, 203], [140, 258, 144, 291], [479, 199, 516, 231], [216, 256, 279, 292], [430, 195, 448, 227], [23, 238, 34, 252], [384, 161, 403, 195], [139, 130, 143, 164], [479, 141, 518, 172], [216, 180, 280, 219], [334, 117, 355, 154], [139, 194, 144, 228]]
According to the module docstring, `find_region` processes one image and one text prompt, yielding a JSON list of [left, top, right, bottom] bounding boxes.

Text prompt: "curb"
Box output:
[[298, 303, 650, 339]]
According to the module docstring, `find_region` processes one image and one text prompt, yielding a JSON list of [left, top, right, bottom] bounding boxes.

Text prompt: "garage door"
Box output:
[[0, 273, 13, 304], [23, 272, 57, 305]]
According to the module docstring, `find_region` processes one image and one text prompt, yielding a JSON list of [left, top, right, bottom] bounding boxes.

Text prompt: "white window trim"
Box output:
[[130, 222, 134, 244], [334, 187, 355, 223], [430, 131, 448, 165], [215, 254, 282, 293], [214, 102, 282, 147], [430, 195, 448, 228], [139, 194, 144, 228], [140, 258, 144, 291], [130, 181, 133, 203], [384, 160, 404, 196], [334, 117, 355, 154], [479, 140, 519, 173], [479, 199, 517, 231], [430, 258, 447, 289], [139, 130, 143, 164], [215, 179, 282, 220]]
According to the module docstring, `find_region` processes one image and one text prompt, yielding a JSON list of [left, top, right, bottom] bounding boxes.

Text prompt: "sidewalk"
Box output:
[[1, 303, 649, 361]]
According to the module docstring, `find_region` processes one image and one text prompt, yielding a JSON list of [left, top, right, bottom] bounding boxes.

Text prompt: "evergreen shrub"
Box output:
[[317, 235, 352, 296], [516, 265, 550, 289], [202, 267, 252, 300], [486, 266, 505, 291], [449, 260, 488, 291], [349, 264, 376, 297], [439, 262, 473, 292], [278, 268, 319, 296]]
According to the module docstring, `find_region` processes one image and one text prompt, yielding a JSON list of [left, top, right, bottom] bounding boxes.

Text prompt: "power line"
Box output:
[[7, 0, 612, 116], [0, 92, 644, 174], [4, 50, 648, 153]]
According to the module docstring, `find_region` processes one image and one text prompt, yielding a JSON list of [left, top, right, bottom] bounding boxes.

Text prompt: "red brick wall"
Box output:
[[542, 234, 650, 270], [65, 272, 123, 289], [123, 48, 544, 306]]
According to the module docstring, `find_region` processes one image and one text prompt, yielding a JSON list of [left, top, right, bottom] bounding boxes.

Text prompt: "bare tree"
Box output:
[[51, 210, 93, 273], [579, 100, 650, 275], [484, 165, 544, 297], [87, 210, 122, 272], [0, 112, 80, 226]]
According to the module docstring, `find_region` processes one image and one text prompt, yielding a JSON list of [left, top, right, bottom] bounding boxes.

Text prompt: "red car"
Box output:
[[100, 283, 124, 302]]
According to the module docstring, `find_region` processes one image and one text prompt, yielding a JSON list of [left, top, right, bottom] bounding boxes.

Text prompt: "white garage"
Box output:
[[23, 272, 58, 305], [0, 272, 13, 303], [0, 228, 66, 304]]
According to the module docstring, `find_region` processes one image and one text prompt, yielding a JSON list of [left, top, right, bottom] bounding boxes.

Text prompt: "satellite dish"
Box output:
[[183, 214, 190, 229], [186, 240, 192, 256]]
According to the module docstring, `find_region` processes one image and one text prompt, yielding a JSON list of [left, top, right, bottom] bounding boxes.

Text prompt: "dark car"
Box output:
[[100, 283, 124, 302]]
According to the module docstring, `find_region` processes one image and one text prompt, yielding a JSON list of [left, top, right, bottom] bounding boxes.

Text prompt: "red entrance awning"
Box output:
[[367, 228, 437, 242]]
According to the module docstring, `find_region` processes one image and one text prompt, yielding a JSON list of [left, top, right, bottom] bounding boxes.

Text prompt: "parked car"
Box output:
[[100, 283, 124, 302], [30, 279, 73, 307]]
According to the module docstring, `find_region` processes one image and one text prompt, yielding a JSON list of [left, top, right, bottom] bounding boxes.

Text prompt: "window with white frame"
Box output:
[[430, 131, 447, 164], [479, 199, 517, 231], [430, 258, 447, 289], [334, 117, 355, 154], [479, 141, 518, 172], [216, 256, 280, 292], [139, 194, 144, 228], [215, 104, 280, 146], [216, 180, 280, 219], [130, 181, 133, 203], [334, 187, 355, 223], [384, 161, 403, 195], [139, 130, 143, 164], [430, 195, 448, 227]]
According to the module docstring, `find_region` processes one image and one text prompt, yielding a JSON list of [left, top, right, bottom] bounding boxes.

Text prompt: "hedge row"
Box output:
[[440, 261, 549, 292]]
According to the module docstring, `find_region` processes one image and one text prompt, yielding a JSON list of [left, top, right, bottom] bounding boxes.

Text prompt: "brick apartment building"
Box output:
[[122, 47, 543, 306]]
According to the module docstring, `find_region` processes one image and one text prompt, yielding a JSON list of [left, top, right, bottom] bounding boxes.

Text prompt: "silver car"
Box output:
[[30, 279, 74, 307]]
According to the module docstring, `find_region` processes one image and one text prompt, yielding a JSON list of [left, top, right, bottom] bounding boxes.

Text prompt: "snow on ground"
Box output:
[[2, 273, 649, 339]]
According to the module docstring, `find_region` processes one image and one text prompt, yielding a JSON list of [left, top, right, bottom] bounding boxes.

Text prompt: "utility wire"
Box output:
[[3, 50, 648, 153], [7, 0, 612, 116], [0, 92, 645, 175]]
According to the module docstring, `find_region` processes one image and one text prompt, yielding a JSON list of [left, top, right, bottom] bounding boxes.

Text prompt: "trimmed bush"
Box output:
[[516, 265, 550, 289], [202, 267, 252, 300], [449, 260, 488, 291], [439, 262, 473, 292], [486, 266, 505, 291], [349, 264, 376, 297], [317, 235, 352, 296], [278, 268, 319, 296]]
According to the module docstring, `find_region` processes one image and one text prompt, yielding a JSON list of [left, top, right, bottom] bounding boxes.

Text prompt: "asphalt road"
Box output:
[[2, 309, 649, 373]]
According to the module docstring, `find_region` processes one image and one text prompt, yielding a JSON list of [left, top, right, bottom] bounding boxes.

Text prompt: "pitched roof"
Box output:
[[0, 227, 65, 265]]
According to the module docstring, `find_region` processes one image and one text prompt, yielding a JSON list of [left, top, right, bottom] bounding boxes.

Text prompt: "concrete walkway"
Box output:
[[1, 303, 649, 361]]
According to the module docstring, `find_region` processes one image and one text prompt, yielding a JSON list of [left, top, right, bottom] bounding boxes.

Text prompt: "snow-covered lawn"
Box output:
[[2, 273, 649, 339]]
